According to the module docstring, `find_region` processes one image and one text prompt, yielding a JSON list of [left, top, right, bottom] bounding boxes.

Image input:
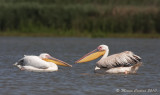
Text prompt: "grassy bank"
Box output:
[[0, 0, 160, 37], [1, 31, 160, 38]]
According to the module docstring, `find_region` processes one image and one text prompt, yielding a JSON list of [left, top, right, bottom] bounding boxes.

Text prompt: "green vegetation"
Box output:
[[0, 0, 160, 38]]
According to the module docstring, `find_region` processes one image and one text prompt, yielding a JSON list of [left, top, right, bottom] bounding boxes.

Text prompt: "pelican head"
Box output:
[[75, 45, 107, 63], [39, 53, 51, 59], [40, 53, 72, 67], [97, 45, 109, 52]]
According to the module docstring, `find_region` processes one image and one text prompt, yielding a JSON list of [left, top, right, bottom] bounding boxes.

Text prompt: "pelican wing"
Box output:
[[96, 51, 141, 69], [23, 56, 50, 69]]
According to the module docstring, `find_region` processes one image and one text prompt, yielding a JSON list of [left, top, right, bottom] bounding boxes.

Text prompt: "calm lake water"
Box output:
[[0, 37, 159, 95]]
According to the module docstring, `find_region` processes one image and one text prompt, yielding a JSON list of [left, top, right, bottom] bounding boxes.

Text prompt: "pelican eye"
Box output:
[[98, 46, 102, 50], [45, 55, 50, 58]]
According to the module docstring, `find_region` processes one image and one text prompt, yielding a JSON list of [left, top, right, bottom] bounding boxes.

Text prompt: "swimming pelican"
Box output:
[[14, 53, 72, 72], [75, 45, 142, 74]]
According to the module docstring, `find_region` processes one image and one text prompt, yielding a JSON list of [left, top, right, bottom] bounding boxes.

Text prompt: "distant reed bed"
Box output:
[[0, 0, 160, 37]]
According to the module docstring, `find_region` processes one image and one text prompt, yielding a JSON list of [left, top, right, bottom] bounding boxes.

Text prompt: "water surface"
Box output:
[[0, 37, 159, 95]]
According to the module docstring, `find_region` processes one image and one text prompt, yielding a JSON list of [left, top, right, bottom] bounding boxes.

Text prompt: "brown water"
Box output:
[[0, 37, 159, 95]]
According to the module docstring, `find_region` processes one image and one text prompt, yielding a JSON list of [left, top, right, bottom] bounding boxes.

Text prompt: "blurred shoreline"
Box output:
[[0, 32, 160, 38]]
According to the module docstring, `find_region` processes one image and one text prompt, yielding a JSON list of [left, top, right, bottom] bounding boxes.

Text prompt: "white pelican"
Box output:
[[14, 53, 72, 72], [75, 45, 142, 74]]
